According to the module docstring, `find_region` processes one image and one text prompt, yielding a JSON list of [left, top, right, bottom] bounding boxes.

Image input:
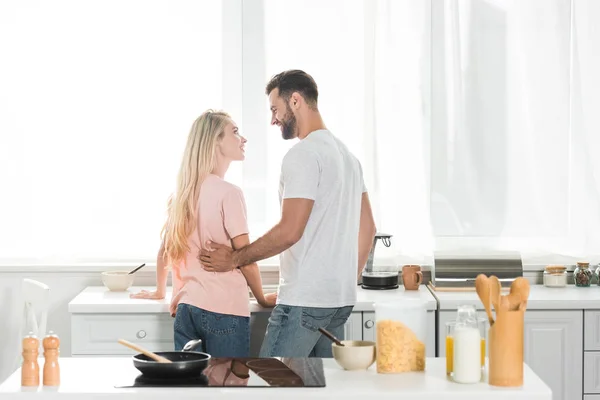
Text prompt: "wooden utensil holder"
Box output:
[[489, 309, 524, 387]]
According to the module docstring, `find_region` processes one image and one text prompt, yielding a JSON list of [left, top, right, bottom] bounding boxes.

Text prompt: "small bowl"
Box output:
[[101, 271, 135, 291], [332, 340, 376, 371]]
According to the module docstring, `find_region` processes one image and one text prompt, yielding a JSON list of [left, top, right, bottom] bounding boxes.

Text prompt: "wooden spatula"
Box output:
[[117, 339, 172, 363]]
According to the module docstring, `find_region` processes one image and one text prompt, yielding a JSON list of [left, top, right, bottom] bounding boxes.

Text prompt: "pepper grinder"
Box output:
[[21, 332, 40, 387], [42, 331, 60, 386]]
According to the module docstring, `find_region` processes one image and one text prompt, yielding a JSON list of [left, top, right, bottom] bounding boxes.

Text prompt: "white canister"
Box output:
[[452, 325, 481, 383]]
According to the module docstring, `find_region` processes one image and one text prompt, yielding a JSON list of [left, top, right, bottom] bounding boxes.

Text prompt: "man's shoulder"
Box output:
[[282, 142, 320, 164]]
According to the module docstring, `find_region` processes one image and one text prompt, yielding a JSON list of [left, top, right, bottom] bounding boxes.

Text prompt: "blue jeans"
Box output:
[[259, 304, 354, 358], [173, 303, 250, 357]]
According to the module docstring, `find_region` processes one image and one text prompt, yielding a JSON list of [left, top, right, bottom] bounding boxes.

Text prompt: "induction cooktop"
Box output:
[[114, 357, 325, 388]]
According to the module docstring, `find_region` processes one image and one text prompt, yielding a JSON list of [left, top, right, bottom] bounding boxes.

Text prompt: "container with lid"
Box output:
[[543, 265, 567, 287], [374, 299, 427, 373], [574, 262, 592, 287]]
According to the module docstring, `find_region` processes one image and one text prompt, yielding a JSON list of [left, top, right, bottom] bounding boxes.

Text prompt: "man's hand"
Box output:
[[129, 289, 165, 300], [198, 241, 237, 272]]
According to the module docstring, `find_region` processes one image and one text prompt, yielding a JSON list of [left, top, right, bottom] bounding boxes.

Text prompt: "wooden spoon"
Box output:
[[475, 274, 494, 326], [488, 276, 502, 314], [118, 339, 172, 363], [510, 277, 530, 311], [318, 327, 344, 346]]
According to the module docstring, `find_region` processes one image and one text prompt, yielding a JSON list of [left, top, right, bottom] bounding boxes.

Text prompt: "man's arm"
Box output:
[[233, 198, 314, 267], [198, 198, 314, 271], [357, 192, 377, 279]]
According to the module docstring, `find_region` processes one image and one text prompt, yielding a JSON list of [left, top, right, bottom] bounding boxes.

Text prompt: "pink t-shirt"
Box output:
[[170, 174, 250, 317]]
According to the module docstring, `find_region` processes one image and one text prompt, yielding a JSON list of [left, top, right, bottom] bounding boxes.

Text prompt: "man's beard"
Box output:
[[281, 106, 297, 140]]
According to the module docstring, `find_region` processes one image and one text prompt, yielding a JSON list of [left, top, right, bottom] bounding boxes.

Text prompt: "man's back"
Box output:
[[277, 129, 365, 307]]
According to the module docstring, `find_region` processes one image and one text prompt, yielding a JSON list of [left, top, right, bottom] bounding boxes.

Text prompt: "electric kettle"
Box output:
[[360, 233, 398, 290]]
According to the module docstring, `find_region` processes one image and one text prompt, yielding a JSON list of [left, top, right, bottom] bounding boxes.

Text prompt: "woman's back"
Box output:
[[171, 174, 250, 317]]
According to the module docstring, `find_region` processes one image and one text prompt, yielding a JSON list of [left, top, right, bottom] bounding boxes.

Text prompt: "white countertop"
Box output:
[[67, 286, 437, 314], [0, 357, 551, 399], [430, 284, 600, 310]]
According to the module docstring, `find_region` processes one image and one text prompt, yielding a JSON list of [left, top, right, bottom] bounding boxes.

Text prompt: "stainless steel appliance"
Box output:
[[431, 252, 523, 289]]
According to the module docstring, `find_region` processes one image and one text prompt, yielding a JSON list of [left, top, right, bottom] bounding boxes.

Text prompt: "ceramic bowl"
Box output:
[[332, 340, 376, 370], [101, 271, 135, 291]]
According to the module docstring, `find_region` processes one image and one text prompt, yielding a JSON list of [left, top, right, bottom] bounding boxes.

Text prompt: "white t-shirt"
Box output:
[[277, 129, 367, 308]]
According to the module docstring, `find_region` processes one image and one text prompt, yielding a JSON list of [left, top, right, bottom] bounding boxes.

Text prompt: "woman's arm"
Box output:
[[130, 242, 168, 299], [231, 234, 277, 308]]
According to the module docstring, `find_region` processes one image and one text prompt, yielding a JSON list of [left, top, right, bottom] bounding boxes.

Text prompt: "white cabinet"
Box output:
[[344, 312, 363, 341], [524, 310, 583, 400], [584, 353, 600, 394], [361, 311, 376, 342], [71, 314, 174, 355], [361, 311, 436, 357], [72, 310, 365, 356], [584, 311, 600, 397]]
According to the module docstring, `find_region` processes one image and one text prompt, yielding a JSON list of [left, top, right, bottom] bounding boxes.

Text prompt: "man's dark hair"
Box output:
[[265, 70, 319, 109]]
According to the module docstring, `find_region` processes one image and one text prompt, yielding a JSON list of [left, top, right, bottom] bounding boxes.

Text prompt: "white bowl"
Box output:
[[332, 340, 376, 370], [101, 271, 135, 291]]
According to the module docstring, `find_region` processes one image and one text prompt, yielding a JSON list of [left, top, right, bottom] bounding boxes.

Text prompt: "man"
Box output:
[[199, 69, 377, 357]]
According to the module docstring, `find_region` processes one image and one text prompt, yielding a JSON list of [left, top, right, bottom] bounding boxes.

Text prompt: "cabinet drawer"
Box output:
[[72, 314, 174, 355], [585, 396, 600, 400], [585, 353, 600, 394], [585, 311, 600, 351]]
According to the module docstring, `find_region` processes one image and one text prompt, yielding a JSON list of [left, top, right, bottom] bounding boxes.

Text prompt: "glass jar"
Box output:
[[446, 317, 487, 378], [574, 262, 592, 287], [596, 265, 600, 286], [543, 265, 567, 287], [452, 314, 481, 383], [374, 299, 427, 373]]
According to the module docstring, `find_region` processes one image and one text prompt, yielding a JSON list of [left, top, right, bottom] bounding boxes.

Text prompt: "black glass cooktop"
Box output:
[[115, 357, 325, 388]]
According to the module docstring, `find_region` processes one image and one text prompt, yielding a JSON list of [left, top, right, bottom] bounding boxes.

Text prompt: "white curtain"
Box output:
[[430, 0, 600, 264], [369, 0, 433, 266], [569, 0, 600, 261]]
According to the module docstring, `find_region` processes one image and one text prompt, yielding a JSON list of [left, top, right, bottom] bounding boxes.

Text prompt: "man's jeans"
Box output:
[[259, 304, 354, 358]]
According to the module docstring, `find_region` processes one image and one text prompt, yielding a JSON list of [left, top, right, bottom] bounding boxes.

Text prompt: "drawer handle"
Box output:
[[364, 320, 374, 329], [136, 330, 147, 339]]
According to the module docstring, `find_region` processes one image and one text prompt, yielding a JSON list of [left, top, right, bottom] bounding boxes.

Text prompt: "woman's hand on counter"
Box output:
[[129, 289, 166, 300]]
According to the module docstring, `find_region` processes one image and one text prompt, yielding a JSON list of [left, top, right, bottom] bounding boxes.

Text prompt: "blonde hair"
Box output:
[[161, 110, 232, 268]]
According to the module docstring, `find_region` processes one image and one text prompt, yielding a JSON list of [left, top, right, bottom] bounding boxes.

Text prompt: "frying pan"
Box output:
[[126, 339, 211, 378]]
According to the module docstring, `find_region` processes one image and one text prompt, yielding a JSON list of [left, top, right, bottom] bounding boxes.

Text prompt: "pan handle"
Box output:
[[183, 339, 203, 352]]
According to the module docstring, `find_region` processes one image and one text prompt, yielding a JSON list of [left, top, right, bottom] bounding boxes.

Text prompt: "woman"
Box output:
[[131, 110, 276, 357]]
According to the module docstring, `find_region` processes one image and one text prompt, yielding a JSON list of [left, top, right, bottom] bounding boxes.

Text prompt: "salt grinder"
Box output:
[[21, 332, 40, 387], [42, 331, 60, 386]]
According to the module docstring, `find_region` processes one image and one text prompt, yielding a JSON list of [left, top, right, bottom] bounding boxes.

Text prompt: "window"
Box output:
[[2, 0, 599, 267], [0, 0, 227, 264]]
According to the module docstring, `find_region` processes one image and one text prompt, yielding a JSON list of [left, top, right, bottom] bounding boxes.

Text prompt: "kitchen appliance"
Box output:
[[430, 252, 523, 291], [115, 357, 325, 388], [360, 233, 398, 290]]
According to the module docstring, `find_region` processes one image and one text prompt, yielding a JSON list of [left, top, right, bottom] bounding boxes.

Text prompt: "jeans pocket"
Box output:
[[300, 307, 337, 332], [173, 303, 188, 332], [202, 311, 239, 336]]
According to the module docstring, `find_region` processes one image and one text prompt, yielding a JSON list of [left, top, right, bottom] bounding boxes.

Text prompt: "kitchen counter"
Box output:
[[429, 284, 600, 310], [68, 285, 438, 314], [0, 357, 551, 399]]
